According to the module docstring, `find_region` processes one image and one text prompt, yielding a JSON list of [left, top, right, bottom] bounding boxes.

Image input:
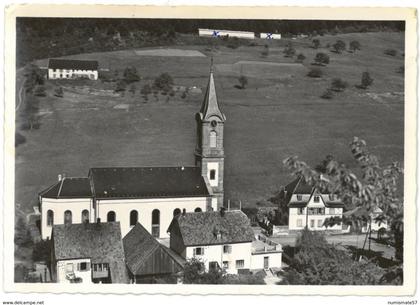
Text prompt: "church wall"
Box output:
[[96, 197, 209, 238], [41, 198, 94, 240]]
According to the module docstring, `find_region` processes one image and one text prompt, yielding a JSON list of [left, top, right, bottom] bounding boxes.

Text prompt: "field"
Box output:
[[15, 32, 404, 216]]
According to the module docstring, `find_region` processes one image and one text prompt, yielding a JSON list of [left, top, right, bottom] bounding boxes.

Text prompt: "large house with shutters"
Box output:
[[47, 58, 99, 80], [39, 66, 226, 240], [284, 177, 344, 231]]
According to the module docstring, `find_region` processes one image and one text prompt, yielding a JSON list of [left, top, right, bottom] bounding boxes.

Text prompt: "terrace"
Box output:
[[252, 234, 282, 254]]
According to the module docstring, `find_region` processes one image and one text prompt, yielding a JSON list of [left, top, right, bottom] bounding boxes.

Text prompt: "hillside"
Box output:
[[15, 31, 404, 214]]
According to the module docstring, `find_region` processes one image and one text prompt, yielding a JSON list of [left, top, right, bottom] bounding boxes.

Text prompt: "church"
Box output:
[[39, 67, 226, 240]]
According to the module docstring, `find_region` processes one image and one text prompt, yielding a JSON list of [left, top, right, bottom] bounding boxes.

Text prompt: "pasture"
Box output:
[[16, 32, 404, 215]]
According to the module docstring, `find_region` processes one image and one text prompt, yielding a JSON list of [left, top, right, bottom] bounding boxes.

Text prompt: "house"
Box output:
[[48, 58, 99, 80], [39, 67, 226, 240], [284, 177, 344, 231], [198, 28, 255, 39], [50, 222, 129, 284], [123, 223, 185, 283], [167, 209, 282, 274]]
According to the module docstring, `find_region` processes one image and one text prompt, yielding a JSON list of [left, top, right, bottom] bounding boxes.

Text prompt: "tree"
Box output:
[[283, 44, 296, 58], [360, 71, 374, 89], [312, 39, 320, 49], [153, 72, 174, 93], [54, 87, 64, 98], [34, 85, 47, 97], [23, 64, 44, 93], [307, 67, 323, 78], [313, 52, 330, 66], [296, 53, 306, 63], [332, 40, 346, 53], [123, 66, 140, 83], [330, 78, 348, 92], [283, 137, 404, 262], [238, 75, 248, 89], [349, 40, 361, 53]]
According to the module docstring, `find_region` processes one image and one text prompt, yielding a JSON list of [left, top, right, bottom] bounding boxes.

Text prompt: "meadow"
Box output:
[[15, 31, 404, 216]]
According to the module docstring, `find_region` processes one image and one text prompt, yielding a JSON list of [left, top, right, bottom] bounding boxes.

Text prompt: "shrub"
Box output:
[[331, 78, 348, 92], [283, 44, 296, 58], [314, 52, 330, 66], [296, 53, 306, 63], [307, 67, 323, 78], [360, 71, 374, 89], [238, 75, 248, 89], [312, 39, 320, 49], [321, 89, 334, 99], [332, 40, 346, 53], [384, 49, 397, 56], [153, 72, 174, 93], [123, 66, 140, 83], [349, 40, 361, 52], [114, 80, 127, 92]]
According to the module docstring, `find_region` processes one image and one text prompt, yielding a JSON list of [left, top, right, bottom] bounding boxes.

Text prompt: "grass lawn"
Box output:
[[16, 31, 404, 215]]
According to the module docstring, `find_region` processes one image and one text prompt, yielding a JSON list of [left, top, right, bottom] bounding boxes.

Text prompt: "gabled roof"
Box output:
[[52, 222, 129, 283], [168, 210, 255, 247], [39, 177, 92, 199], [199, 69, 226, 122], [48, 58, 98, 70], [123, 223, 184, 276], [89, 166, 210, 199]]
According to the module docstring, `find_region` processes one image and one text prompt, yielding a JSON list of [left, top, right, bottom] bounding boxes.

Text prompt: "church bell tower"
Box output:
[[195, 63, 226, 209]]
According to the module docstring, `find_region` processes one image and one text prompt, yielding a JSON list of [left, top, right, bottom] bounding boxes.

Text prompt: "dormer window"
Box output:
[[296, 195, 302, 201]]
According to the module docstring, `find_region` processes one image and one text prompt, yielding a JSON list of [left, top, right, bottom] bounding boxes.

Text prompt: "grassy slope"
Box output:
[[16, 32, 404, 213]]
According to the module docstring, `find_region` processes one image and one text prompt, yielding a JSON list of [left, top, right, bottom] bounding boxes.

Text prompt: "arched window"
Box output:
[[210, 131, 217, 148], [47, 210, 54, 226], [194, 207, 202, 213], [81, 210, 89, 224], [107, 211, 116, 222], [151, 209, 160, 238], [210, 169, 216, 180], [64, 210, 72, 225], [130, 210, 138, 226], [173, 208, 181, 217]]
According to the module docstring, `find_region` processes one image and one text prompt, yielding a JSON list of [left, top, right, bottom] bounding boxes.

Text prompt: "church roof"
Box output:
[[39, 177, 92, 199], [168, 210, 255, 247], [123, 223, 185, 276], [199, 70, 226, 122], [89, 166, 210, 199], [52, 222, 129, 283], [48, 58, 98, 71]]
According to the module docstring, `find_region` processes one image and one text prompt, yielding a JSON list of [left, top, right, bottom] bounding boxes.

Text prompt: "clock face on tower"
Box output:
[[211, 120, 217, 127]]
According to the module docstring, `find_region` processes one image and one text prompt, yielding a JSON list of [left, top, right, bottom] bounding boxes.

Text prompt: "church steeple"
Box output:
[[195, 62, 226, 210]]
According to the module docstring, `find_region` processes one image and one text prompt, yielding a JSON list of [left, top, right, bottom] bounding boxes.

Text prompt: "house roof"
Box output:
[[39, 177, 92, 199], [48, 58, 98, 70], [168, 210, 255, 247], [52, 222, 129, 283], [123, 223, 185, 276], [199, 70, 226, 122], [89, 167, 210, 200]]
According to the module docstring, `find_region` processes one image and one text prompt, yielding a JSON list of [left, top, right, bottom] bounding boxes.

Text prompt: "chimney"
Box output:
[[182, 208, 186, 216], [96, 218, 101, 224], [220, 207, 226, 217], [58, 174, 62, 181]]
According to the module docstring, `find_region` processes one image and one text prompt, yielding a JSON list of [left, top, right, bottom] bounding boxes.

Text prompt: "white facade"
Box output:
[[40, 197, 94, 240], [186, 242, 252, 274], [198, 28, 255, 39], [260, 33, 281, 40], [55, 258, 92, 284], [48, 68, 98, 80], [288, 193, 343, 231], [250, 252, 282, 270]]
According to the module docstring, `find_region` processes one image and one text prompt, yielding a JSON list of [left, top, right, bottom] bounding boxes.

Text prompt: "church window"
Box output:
[[210, 131, 217, 148], [64, 210, 72, 225], [107, 211, 116, 222], [173, 208, 181, 217], [194, 207, 202, 213], [152, 209, 160, 238], [130, 210, 138, 226], [210, 170, 216, 180], [81, 210, 89, 223], [47, 210, 54, 226]]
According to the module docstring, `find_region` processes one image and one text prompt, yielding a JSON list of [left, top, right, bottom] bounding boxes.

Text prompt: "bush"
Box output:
[[238, 75, 248, 89], [314, 52, 330, 66], [360, 71, 374, 89], [384, 49, 397, 56], [296, 53, 306, 63], [114, 80, 127, 92], [321, 89, 334, 99], [307, 67, 323, 78], [332, 40, 346, 53], [312, 39, 320, 49], [283, 44, 296, 58], [153, 72, 174, 93], [349, 40, 361, 52], [330, 78, 348, 92], [123, 66, 140, 83]]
